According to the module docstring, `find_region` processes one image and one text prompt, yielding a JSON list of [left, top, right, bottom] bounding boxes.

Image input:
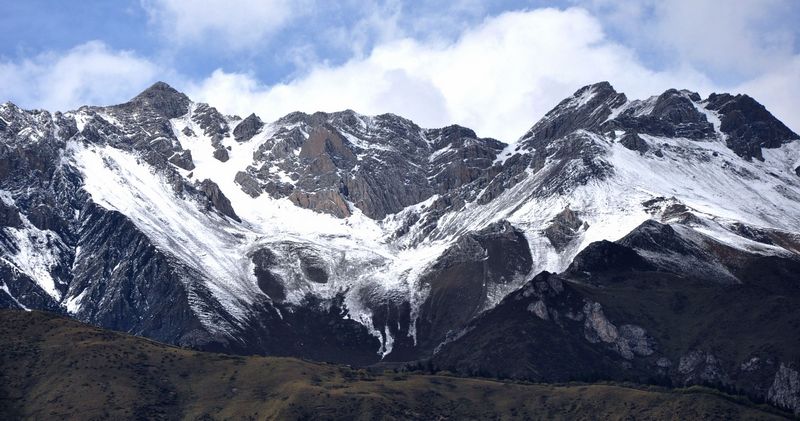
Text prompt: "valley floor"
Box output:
[[0, 310, 791, 420]]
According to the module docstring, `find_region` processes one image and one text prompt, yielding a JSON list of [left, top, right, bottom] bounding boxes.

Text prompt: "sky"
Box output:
[[0, 0, 798, 141]]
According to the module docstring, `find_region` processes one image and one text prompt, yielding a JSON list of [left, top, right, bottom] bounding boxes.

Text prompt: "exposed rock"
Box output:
[[119, 82, 190, 119], [617, 220, 740, 283], [649, 89, 714, 139], [616, 324, 654, 359], [192, 103, 230, 137], [298, 250, 329, 284], [768, 363, 800, 414], [521, 81, 627, 144], [53, 200, 240, 350], [415, 220, 532, 352], [198, 179, 240, 222], [0, 200, 23, 228], [678, 350, 726, 384], [583, 302, 619, 344], [181, 126, 195, 137], [249, 247, 285, 301], [619, 132, 649, 154], [601, 89, 714, 140], [706, 93, 799, 160], [567, 240, 653, 275], [544, 206, 587, 251], [527, 300, 549, 320], [168, 150, 195, 171], [288, 190, 351, 218], [795, 166, 800, 177], [213, 146, 229, 162], [234, 171, 262, 198], [233, 113, 264, 142]]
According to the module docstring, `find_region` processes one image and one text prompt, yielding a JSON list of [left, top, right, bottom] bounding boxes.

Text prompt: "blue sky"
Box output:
[[1, 0, 798, 140]]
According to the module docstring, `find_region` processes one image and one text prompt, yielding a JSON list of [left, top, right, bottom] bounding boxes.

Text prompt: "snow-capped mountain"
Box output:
[[2, 81, 799, 407]]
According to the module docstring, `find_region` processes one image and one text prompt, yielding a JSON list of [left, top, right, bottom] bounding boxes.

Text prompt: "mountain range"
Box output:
[[1, 80, 799, 414]]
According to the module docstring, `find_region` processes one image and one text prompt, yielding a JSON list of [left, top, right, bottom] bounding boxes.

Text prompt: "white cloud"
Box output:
[[141, 0, 300, 49], [1, 5, 795, 140], [0, 41, 162, 112], [578, 0, 797, 80], [189, 8, 716, 141]]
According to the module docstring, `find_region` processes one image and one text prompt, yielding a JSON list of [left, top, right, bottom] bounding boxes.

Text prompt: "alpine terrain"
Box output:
[[1, 81, 799, 414]]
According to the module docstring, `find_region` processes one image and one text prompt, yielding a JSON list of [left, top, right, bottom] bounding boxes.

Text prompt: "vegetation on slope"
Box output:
[[0, 310, 791, 420]]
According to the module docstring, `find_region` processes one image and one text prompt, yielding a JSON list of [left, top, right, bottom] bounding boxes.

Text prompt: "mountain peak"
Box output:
[[705, 91, 799, 160], [119, 81, 191, 119], [519, 81, 626, 145]]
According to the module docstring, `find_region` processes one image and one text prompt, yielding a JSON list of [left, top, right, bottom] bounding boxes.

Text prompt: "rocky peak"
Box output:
[[602, 88, 714, 140], [233, 113, 264, 142], [118, 81, 191, 119], [520, 81, 627, 147], [705, 93, 799, 160]]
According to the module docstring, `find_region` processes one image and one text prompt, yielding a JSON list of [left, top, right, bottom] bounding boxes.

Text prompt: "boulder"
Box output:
[[168, 150, 195, 171], [233, 113, 264, 142], [198, 179, 240, 222]]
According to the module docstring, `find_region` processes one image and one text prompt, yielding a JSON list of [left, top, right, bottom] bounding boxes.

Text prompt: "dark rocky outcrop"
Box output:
[[413, 221, 532, 354], [602, 89, 714, 140], [118, 82, 190, 119], [521, 81, 627, 145], [0, 200, 23, 228], [70, 203, 234, 349], [234, 171, 262, 198], [0, 266, 62, 312], [544, 206, 587, 251], [705, 93, 799, 160], [233, 113, 264, 142], [168, 149, 195, 171], [288, 190, 351, 218], [239, 111, 505, 220], [249, 247, 285, 301], [192, 103, 230, 137], [432, 223, 800, 412], [213, 147, 229, 162], [566, 240, 653, 275], [619, 132, 649, 153], [649, 89, 714, 139], [198, 179, 240, 222]]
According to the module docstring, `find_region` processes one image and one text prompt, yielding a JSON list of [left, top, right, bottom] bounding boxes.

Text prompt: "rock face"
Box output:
[[198, 179, 240, 222], [288, 190, 351, 218], [0, 200, 23, 228], [412, 221, 532, 353], [213, 147, 229, 162], [432, 219, 800, 411], [233, 113, 264, 142], [118, 81, 191, 119], [544, 206, 587, 251], [567, 240, 653, 274], [619, 132, 649, 153], [705, 93, 799, 160], [69, 203, 233, 349], [769, 364, 800, 414], [234, 171, 262, 198], [238, 112, 504, 219], [168, 149, 195, 171], [521, 82, 627, 143]]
